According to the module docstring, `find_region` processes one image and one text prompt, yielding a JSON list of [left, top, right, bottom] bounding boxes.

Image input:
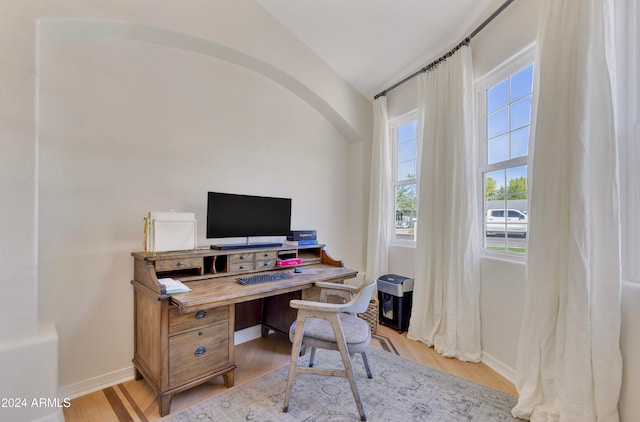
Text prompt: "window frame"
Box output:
[[476, 44, 536, 260], [390, 110, 419, 247]]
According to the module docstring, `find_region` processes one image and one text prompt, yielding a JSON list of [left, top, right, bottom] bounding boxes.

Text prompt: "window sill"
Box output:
[[390, 241, 416, 249], [481, 249, 527, 265]]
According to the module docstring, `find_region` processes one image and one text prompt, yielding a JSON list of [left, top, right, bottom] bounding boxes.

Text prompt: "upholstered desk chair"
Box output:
[[283, 278, 376, 421]]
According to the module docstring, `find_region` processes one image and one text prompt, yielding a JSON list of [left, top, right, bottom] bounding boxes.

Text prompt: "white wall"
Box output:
[[1, 1, 371, 420], [37, 31, 354, 390]]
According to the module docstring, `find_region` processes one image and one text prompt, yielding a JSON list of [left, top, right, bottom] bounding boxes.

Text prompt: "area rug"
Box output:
[[165, 348, 520, 421]]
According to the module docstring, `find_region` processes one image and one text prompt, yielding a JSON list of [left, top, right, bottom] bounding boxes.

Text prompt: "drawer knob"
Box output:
[[240, 255, 246, 260], [177, 261, 186, 267], [195, 346, 207, 357], [195, 310, 207, 319]]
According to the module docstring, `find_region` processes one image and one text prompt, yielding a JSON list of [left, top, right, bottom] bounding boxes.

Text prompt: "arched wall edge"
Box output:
[[38, 19, 364, 143]]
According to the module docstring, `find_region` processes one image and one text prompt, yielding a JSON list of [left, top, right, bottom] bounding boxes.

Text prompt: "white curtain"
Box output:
[[407, 46, 481, 362], [365, 97, 393, 284], [512, 0, 622, 420]]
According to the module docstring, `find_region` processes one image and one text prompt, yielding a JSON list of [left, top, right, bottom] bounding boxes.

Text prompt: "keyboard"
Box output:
[[236, 272, 294, 285]]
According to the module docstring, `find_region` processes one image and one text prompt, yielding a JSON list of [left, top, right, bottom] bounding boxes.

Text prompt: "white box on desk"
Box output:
[[145, 211, 197, 252]]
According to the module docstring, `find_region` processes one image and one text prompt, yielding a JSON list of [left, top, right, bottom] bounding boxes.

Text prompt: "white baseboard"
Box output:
[[59, 326, 265, 400], [234, 325, 264, 345], [481, 351, 516, 385], [58, 366, 135, 400]]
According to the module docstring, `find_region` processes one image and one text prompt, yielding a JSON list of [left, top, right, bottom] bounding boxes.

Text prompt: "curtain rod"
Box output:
[[373, 0, 515, 100]]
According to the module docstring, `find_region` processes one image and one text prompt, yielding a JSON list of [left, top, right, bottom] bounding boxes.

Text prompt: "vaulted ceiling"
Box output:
[[258, 0, 496, 99]]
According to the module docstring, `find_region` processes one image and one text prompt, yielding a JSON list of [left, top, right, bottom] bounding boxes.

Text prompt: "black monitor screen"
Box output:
[[206, 192, 291, 238]]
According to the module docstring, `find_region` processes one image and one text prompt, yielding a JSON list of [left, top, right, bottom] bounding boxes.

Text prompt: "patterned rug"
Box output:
[[165, 348, 520, 421]]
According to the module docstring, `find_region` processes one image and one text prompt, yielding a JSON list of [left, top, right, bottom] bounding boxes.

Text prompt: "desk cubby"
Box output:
[[138, 244, 324, 284]]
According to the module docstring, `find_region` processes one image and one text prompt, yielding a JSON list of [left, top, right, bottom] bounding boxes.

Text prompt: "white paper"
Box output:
[[158, 278, 191, 294]]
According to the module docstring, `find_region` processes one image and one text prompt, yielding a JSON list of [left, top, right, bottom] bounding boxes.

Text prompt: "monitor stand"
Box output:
[[210, 239, 282, 250]]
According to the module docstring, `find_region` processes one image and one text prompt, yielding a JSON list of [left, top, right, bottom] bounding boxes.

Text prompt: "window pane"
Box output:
[[396, 120, 417, 182], [397, 141, 416, 165], [397, 121, 417, 143], [488, 107, 508, 138], [487, 79, 508, 113], [507, 165, 527, 197], [397, 160, 415, 181], [396, 141, 416, 180], [511, 126, 529, 158], [395, 184, 416, 241], [510, 64, 534, 101], [484, 193, 527, 253], [485, 169, 505, 200], [485, 196, 506, 251], [510, 96, 531, 129], [487, 133, 509, 165], [505, 193, 527, 252]]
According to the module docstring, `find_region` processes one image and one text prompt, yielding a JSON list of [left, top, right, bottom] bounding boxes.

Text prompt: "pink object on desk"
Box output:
[[277, 258, 303, 267]]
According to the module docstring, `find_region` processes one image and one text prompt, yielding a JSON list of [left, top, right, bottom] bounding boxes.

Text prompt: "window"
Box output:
[[390, 112, 418, 243], [478, 47, 535, 256]]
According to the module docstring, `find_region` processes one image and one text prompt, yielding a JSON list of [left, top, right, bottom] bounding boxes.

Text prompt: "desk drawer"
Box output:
[[229, 253, 254, 264], [156, 257, 203, 273], [169, 322, 230, 389], [229, 262, 254, 272], [255, 251, 278, 260], [169, 306, 228, 335], [255, 259, 277, 271]]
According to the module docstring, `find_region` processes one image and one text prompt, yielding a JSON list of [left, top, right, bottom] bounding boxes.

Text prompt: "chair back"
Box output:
[[343, 278, 376, 314]]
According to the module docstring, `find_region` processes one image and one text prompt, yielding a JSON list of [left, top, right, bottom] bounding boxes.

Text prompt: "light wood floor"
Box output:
[[63, 325, 517, 421]]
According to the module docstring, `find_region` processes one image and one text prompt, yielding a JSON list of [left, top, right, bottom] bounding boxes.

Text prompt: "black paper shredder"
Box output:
[[377, 274, 414, 333]]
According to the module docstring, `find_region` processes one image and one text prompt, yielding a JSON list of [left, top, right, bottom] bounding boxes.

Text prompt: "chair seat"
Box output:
[[289, 313, 371, 353]]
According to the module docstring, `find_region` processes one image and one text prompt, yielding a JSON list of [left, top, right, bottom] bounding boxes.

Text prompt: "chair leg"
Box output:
[[283, 315, 307, 413], [361, 351, 373, 379], [308, 347, 316, 367], [330, 315, 367, 421]]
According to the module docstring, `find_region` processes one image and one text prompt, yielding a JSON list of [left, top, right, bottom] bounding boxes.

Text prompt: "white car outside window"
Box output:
[[485, 209, 527, 237]]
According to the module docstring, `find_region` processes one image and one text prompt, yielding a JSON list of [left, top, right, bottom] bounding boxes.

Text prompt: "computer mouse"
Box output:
[[294, 267, 303, 273]]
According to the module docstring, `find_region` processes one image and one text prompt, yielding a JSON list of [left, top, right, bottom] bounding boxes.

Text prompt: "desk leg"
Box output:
[[223, 370, 235, 388], [159, 394, 172, 417]]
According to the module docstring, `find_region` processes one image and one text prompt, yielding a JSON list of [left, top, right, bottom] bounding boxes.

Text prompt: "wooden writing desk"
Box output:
[[131, 245, 357, 416]]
